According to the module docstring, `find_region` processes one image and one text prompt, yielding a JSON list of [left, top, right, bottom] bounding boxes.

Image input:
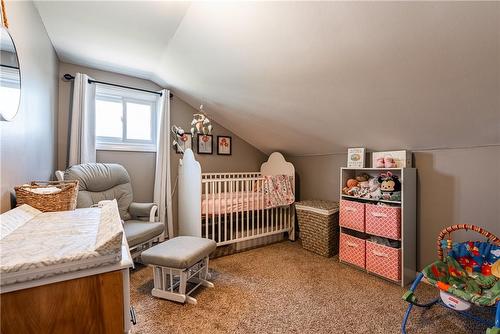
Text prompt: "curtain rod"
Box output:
[[0, 64, 19, 70], [63, 74, 172, 98]]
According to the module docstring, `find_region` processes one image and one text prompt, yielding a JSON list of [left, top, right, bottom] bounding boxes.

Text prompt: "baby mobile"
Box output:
[[171, 104, 213, 153]]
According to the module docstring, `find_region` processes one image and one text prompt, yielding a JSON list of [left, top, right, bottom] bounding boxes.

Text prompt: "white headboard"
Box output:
[[260, 152, 295, 177]]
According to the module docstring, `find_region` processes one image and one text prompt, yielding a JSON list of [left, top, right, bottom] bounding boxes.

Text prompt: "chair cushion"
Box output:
[[124, 220, 165, 247], [141, 236, 217, 269], [65, 163, 133, 220]]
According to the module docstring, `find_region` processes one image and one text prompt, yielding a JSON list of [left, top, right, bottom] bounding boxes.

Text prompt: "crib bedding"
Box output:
[[0, 201, 124, 286], [202, 191, 265, 215], [202, 175, 295, 216]]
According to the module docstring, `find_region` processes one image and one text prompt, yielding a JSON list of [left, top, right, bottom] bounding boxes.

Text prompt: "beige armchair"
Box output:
[[57, 163, 164, 257]]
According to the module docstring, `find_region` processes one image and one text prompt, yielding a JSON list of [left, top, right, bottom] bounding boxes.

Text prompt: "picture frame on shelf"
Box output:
[[347, 147, 366, 168], [197, 134, 213, 154], [217, 136, 232, 155], [175, 133, 193, 154], [372, 150, 412, 168]]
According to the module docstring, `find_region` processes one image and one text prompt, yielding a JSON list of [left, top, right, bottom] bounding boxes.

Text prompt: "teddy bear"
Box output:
[[342, 178, 359, 196], [375, 155, 397, 168], [377, 172, 401, 201], [355, 173, 370, 187]]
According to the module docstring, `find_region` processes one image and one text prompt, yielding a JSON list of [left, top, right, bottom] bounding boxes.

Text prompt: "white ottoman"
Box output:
[[141, 236, 216, 304]]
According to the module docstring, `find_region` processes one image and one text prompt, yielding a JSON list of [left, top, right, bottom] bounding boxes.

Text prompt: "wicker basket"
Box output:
[[15, 180, 79, 212], [296, 200, 340, 257]]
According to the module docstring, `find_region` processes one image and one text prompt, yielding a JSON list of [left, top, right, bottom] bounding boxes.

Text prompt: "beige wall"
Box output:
[[287, 146, 500, 270], [0, 1, 59, 212], [58, 62, 267, 232]]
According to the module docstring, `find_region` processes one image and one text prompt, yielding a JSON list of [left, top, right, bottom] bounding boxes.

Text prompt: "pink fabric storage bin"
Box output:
[[339, 233, 366, 268], [365, 203, 401, 240], [339, 200, 365, 232], [366, 241, 401, 282]]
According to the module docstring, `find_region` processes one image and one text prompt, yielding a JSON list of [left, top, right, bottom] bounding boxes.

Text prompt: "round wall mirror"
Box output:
[[0, 27, 21, 121]]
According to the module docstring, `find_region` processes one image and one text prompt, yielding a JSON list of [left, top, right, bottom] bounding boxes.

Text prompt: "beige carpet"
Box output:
[[130, 241, 490, 334]]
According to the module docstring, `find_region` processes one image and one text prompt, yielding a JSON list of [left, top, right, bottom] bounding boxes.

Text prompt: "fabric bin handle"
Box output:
[[344, 207, 357, 212], [371, 212, 387, 218], [346, 241, 358, 248], [372, 250, 388, 258]]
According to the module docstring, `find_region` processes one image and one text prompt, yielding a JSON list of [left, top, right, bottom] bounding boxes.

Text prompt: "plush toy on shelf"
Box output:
[[342, 178, 359, 196], [355, 173, 370, 187], [367, 177, 381, 199], [377, 171, 401, 201], [355, 173, 371, 197]]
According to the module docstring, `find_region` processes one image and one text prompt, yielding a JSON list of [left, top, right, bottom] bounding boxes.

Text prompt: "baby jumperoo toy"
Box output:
[[401, 224, 500, 334]]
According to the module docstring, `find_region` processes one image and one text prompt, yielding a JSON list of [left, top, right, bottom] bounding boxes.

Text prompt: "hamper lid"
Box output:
[[295, 200, 339, 215]]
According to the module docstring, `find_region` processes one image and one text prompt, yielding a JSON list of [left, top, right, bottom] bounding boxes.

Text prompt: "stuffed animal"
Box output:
[[367, 177, 381, 199], [377, 172, 401, 201], [342, 179, 359, 195], [347, 179, 358, 188], [354, 173, 369, 192]]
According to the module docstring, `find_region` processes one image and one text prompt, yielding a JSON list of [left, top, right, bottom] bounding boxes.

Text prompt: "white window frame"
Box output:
[[95, 84, 159, 152]]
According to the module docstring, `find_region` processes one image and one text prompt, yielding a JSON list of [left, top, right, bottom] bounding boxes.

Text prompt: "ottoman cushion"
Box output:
[[141, 236, 217, 269], [124, 220, 165, 247]]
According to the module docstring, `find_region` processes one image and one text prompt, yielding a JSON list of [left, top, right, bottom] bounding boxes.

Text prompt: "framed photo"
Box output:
[[217, 136, 232, 155], [347, 147, 366, 168], [372, 150, 412, 168], [197, 134, 213, 154], [175, 133, 192, 154]]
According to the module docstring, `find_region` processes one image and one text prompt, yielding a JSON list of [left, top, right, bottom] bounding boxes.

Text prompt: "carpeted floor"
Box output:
[[130, 241, 490, 334]]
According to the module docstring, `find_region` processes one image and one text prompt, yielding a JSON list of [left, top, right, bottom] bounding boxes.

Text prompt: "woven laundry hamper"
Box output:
[[296, 200, 340, 257]]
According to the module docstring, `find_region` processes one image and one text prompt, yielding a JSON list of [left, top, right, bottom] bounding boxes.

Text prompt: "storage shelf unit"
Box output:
[[338, 167, 416, 287]]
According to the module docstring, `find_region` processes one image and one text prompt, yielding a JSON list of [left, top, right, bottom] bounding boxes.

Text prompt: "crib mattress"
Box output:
[[0, 201, 124, 286], [202, 191, 266, 215]]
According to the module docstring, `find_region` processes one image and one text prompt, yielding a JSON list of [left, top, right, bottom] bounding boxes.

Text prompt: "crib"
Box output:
[[178, 149, 295, 246]]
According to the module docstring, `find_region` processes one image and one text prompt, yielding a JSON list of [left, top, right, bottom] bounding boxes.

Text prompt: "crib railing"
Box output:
[[202, 172, 261, 180], [200, 175, 293, 246]]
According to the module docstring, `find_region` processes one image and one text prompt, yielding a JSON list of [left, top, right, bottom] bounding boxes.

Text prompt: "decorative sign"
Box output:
[[347, 148, 366, 168]]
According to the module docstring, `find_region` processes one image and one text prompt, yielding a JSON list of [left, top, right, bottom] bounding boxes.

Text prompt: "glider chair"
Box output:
[[57, 163, 165, 259]]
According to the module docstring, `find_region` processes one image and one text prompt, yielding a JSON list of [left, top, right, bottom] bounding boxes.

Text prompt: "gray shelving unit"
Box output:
[[339, 167, 416, 286]]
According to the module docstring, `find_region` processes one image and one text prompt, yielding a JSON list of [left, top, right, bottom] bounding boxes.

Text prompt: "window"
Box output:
[[95, 84, 158, 152]]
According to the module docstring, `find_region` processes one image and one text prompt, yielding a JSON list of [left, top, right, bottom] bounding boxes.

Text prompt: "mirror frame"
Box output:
[[0, 26, 21, 122]]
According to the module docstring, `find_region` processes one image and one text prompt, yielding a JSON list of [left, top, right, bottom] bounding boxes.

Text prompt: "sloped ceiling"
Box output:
[[35, 1, 500, 155]]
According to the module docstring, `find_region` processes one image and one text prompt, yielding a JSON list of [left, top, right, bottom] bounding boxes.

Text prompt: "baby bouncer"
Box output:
[[401, 224, 500, 334]]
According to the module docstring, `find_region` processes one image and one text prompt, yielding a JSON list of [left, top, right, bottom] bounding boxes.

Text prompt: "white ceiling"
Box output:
[[35, 1, 499, 155]]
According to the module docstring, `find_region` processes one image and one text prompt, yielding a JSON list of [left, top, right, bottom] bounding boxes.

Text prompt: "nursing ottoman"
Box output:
[[141, 236, 216, 304]]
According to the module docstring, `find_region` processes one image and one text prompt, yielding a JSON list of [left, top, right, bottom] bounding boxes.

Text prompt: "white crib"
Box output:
[[178, 149, 295, 246]]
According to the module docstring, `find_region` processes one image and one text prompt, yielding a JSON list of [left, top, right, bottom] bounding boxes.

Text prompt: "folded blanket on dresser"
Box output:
[[263, 175, 295, 208]]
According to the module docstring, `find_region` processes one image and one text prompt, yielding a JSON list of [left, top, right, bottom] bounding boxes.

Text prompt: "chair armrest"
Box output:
[[129, 202, 158, 222], [55, 170, 64, 181]]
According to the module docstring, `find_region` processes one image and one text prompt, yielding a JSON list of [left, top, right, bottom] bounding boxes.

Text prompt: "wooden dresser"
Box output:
[[0, 241, 133, 334], [0, 203, 134, 334]]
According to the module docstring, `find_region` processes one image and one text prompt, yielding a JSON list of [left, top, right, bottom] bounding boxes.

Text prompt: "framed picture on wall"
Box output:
[[197, 134, 213, 154], [175, 133, 193, 154], [217, 136, 232, 155]]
